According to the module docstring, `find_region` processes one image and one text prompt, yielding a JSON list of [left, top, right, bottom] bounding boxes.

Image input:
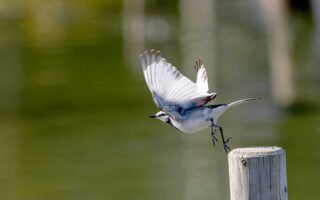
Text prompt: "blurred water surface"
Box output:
[[0, 0, 319, 200]]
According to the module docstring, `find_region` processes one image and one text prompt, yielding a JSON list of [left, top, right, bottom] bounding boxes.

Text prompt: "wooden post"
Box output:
[[228, 147, 288, 200]]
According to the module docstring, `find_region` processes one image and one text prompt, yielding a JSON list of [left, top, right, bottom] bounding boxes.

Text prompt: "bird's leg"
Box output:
[[210, 119, 218, 146], [214, 124, 231, 153]]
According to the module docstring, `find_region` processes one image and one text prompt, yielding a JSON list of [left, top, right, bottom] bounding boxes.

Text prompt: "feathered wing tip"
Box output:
[[139, 49, 167, 96], [194, 58, 207, 80], [194, 58, 203, 72], [193, 58, 209, 93], [227, 98, 262, 109], [140, 49, 162, 70]]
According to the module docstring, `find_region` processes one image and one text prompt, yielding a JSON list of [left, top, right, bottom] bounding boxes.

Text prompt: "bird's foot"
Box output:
[[222, 137, 232, 153], [210, 119, 219, 146], [214, 123, 232, 154], [211, 132, 219, 146]]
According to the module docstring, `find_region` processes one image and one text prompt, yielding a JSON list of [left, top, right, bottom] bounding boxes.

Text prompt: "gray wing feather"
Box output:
[[140, 50, 216, 118], [194, 58, 209, 92]]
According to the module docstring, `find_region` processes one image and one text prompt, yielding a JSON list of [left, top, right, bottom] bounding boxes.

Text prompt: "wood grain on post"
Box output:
[[228, 147, 288, 200]]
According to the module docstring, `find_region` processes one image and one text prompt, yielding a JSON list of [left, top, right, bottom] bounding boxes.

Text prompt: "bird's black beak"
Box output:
[[149, 115, 156, 118]]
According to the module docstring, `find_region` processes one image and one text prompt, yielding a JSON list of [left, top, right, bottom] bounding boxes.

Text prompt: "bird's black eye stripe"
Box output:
[[158, 113, 166, 117]]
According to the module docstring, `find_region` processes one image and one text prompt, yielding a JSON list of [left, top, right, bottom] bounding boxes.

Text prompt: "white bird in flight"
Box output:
[[140, 50, 259, 153]]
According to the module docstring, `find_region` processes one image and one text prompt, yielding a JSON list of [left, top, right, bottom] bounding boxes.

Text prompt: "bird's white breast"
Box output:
[[171, 108, 212, 133]]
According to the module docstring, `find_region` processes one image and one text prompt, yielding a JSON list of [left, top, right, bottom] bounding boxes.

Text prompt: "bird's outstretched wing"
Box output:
[[194, 58, 209, 93], [140, 50, 216, 118]]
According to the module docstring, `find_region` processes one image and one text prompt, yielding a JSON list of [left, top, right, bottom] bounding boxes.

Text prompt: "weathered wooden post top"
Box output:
[[228, 147, 288, 200]]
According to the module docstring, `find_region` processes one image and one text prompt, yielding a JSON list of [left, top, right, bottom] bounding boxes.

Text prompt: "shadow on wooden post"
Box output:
[[228, 147, 288, 200]]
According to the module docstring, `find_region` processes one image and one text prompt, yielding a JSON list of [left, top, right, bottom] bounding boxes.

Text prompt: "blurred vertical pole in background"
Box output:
[[179, 1, 224, 200], [260, 0, 295, 107], [179, 0, 216, 89], [0, 6, 22, 113], [0, 3, 20, 199], [312, 0, 320, 27], [312, 0, 320, 54], [122, 0, 146, 71]]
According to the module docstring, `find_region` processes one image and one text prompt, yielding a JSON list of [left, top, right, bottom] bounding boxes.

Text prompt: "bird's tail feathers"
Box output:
[[227, 98, 261, 109]]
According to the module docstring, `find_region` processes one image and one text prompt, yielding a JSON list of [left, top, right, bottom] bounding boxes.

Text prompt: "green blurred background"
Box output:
[[0, 0, 319, 199]]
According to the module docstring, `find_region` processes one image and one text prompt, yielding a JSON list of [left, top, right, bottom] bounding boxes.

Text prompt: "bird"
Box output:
[[140, 49, 259, 153]]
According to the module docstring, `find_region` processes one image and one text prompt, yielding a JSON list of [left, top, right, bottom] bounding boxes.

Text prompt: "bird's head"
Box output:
[[149, 111, 170, 123]]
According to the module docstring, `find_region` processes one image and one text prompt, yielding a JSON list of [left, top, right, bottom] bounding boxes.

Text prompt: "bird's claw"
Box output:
[[223, 143, 231, 153], [210, 120, 231, 153], [223, 137, 232, 153], [210, 124, 219, 146], [211, 134, 219, 146], [225, 137, 232, 143]]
